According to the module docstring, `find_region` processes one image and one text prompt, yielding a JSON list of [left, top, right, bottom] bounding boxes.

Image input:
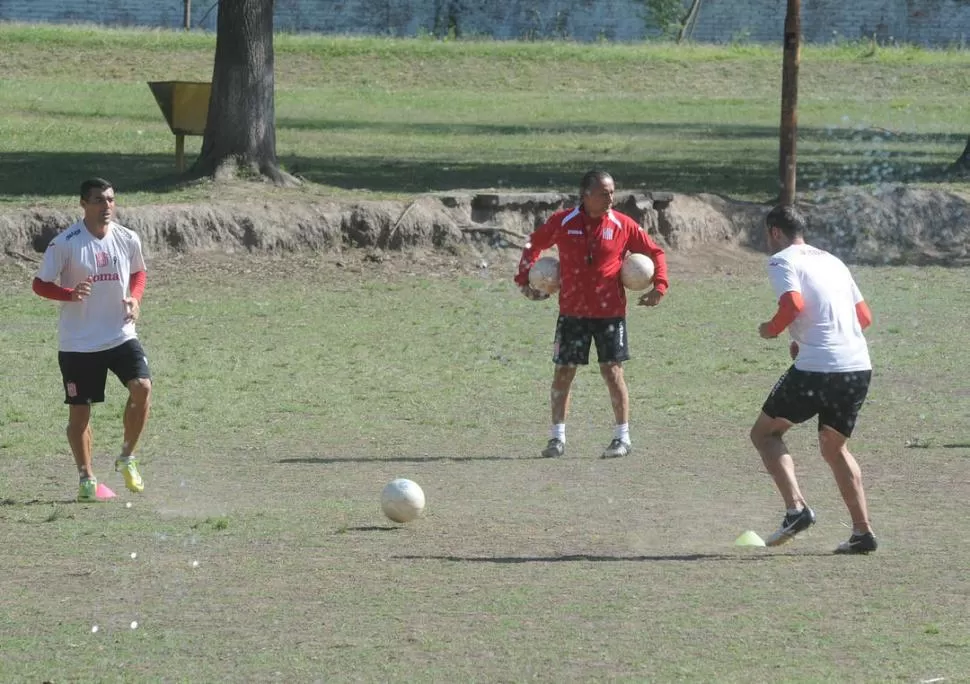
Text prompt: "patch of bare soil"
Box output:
[[2, 185, 968, 274]]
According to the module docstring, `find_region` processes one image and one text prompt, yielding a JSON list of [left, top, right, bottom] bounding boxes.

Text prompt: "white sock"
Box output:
[[787, 506, 804, 515], [613, 423, 630, 444], [550, 423, 566, 442]]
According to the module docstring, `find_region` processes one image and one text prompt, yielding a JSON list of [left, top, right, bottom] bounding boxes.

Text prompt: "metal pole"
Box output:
[[184, 0, 192, 30], [779, 0, 800, 205]]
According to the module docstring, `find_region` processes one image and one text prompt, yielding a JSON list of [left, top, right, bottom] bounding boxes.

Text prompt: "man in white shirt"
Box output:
[[33, 178, 151, 502], [750, 205, 877, 554]]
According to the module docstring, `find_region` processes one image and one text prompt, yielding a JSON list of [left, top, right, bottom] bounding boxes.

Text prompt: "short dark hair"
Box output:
[[80, 177, 113, 201], [580, 170, 613, 195], [765, 204, 805, 240]]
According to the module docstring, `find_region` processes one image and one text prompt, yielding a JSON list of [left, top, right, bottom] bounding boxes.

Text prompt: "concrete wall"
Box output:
[[2, 0, 969, 46]]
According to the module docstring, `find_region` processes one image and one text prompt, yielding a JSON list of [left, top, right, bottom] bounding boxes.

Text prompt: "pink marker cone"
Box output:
[[95, 482, 116, 500]]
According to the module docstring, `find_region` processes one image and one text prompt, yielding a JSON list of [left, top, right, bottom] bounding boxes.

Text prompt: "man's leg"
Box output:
[[600, 362, 629, 426], [600, 362, 632, 458], [751, 412, 816, 545], [750, 412, 805, 510], [67, 404, 93, 479], [115, 378, 151, 493], [121, 378, 152, 458], [551, 364, 577, 425], [818, 427, 872, 535], [542, 365, 577, 457]]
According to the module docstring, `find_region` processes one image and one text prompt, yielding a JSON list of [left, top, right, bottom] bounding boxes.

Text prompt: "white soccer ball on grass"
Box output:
[[381, 478, 426, 523]]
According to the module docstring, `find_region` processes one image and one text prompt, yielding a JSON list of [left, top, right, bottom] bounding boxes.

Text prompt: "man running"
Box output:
[[751, 204, 877, 554]]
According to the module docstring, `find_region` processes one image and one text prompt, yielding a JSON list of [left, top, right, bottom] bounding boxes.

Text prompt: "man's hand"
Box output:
[[789, 341, 799, 360], [637, 288, 664, 307], [124, 297, 140, 322], [758, 322, 777, 339], [520, 285, 550, 301], [70, 277, 92, 302]]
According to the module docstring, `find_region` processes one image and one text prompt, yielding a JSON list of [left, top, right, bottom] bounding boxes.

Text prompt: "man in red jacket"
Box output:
[[515, 170, 668, 459]]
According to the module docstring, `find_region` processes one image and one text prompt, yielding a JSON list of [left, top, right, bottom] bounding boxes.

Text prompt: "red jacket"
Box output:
[[515, 207, 668, 318]]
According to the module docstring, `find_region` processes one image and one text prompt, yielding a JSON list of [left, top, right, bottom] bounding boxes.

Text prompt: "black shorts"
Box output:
[[58, 339, 151, 405], [553, 316, 629, 366], [762, 366, 871, 438]]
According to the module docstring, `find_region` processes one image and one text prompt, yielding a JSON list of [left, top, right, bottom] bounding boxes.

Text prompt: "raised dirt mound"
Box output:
[[2, 185, 967, 266]]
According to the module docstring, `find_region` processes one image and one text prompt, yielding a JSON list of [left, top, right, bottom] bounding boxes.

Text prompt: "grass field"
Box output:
[[1, 21, 969, 683], [0, 252, 968, 682], [1, 24, 969, 207]]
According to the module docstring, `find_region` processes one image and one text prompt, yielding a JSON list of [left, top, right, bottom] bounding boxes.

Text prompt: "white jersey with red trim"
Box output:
[[768, 243, 871, 372], [36, 220, 146, 352]]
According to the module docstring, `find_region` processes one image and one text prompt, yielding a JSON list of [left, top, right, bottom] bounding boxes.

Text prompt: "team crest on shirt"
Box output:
[[96, 251, 110, 268], [603, 228, 614, 240]]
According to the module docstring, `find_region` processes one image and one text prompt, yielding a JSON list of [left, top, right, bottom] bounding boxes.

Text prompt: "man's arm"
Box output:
[[855, 300, 872, 330], [513, 217, 559, 288], [626, 225, 668, 295], [759, 291, 805, 339], [32, 278, 74, 302]]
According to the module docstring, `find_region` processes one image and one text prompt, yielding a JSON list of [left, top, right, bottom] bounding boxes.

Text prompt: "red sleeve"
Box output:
[[32, 277, 73, 302], [129, 271, 146, 302], [765, 291, 804, 337], [856, 300, 872, 330], [626, 224, 668, 294], [514, 214, 561, 287]]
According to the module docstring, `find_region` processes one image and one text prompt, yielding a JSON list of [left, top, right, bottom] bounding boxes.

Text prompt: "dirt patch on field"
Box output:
[[2, 185, 968, 268]]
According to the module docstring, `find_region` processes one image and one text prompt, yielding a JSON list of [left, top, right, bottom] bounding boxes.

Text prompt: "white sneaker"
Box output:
[[600, 439, 631, 459]]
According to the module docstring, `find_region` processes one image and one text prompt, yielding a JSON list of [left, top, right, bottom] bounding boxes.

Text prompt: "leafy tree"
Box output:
[[643, 0, 704, 42]]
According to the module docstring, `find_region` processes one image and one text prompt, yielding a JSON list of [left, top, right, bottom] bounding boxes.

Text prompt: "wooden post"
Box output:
[[184, 0, 191, 30], [176, 134, 186, 172], [779, 0, 800, 205]]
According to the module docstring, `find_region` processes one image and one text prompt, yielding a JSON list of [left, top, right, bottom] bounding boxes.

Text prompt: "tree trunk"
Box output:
[[949, 136, 970, 174], [193, 0, 298, 186], [677, 0, 704, 43]]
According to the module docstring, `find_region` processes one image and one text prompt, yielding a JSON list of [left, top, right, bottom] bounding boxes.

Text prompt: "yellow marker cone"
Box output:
[[735, 530, 766, 547]]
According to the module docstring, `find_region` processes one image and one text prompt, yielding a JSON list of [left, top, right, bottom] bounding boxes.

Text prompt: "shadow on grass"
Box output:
[[279, 455, 548, 464], [0, 498, 76, 506], [0, 124, 959, 202], [396, 551, 831, 563], [340, 525, 401, 532], [942, 443, 970, 449], [0, 152, 186, 199], [280, 118, 966, 148]]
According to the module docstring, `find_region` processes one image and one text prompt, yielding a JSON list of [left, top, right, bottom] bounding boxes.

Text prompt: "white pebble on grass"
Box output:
[[130, 552, 137, 560], [130, 621, 138, 630], [91, 625, 99, 633]]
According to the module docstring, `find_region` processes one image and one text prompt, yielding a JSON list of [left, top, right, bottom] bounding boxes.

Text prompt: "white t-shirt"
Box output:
[[767, 243, 871, 372], [36, 220, 147, 353]]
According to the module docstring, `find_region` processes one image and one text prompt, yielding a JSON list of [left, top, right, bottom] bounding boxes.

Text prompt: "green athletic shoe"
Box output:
[[77, 478, 98, 503], [115, 458, 145, 493]]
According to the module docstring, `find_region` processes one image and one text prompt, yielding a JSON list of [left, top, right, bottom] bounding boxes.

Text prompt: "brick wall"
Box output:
[[3, 0, 969, 46]]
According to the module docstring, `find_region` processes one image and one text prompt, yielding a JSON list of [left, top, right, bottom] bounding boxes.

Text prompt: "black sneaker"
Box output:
[[834, 532, 878, 554], [764, 506, 817, 546], [600, 438, 631, 459], [540, 438, 565, 458]]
